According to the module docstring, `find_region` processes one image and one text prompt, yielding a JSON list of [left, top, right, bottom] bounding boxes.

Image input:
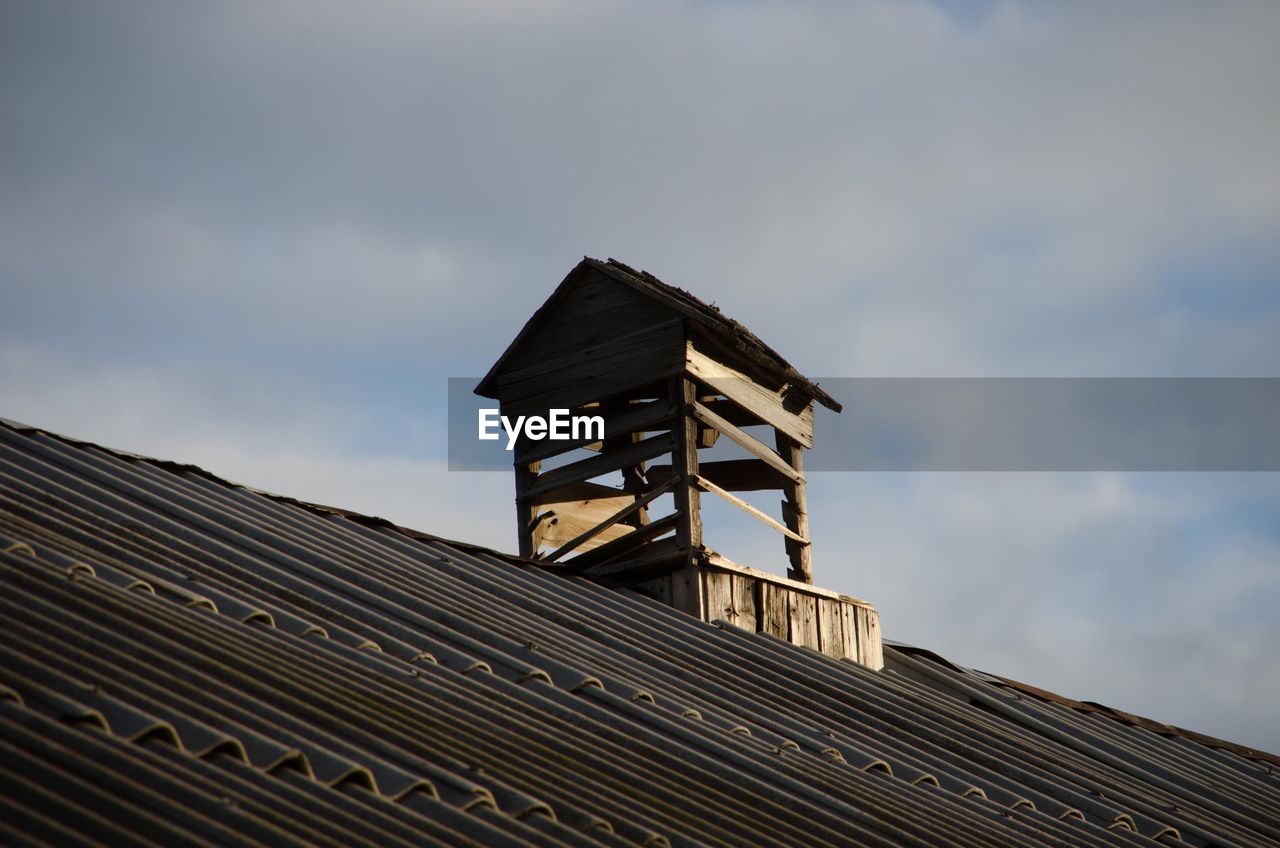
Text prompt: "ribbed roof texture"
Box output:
[[1, 418, 1277, 847]]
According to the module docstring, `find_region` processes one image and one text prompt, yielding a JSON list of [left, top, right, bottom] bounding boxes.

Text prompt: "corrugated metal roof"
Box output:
[[1, 417, 1277, 847]]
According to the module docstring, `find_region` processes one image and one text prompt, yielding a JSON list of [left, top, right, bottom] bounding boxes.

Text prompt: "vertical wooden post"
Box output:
[[776, 430, 812, 583], [670, 377, 702, 556], [515, 458, 541, 558], [603, 397, 649, 529]]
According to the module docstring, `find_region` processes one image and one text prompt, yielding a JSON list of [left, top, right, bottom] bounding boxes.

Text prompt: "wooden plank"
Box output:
[[776, 432, 812, 584], [689, 402, 802, 485], [515, 399, 674, 465], [514, 460, 540, 558], [685, 343, 814, 447], [855, 606, 872, 667], [759, 581, 788, 638], [521, 432, 674, 502], [581, 536, 688, 580], [704, 569, 734, 624], [670, 378, 702, 551], [543, 477, 678, 562], [788, 591, 820, 650], [733, 573, 758, 632], [841, 600, 858, 661], [525, 479, 626, 507], [818, 597, 843, 659], [646, 458, 790, 492], [531, 498, 633, 552], [601, 395, 651, 531], [702, 551, 857, 603], [693, 473, 808, 544], [670, 564, 704, 618], [566, 512, 681, 572], [860, 606, 884, 670]]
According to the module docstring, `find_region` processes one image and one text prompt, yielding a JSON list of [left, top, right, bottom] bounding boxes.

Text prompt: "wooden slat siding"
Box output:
[[515, 399, 674, 465], [501, 363, 683, 420], [515, 460, 540, 558], [855, 606, 874, 668], [685, 343, 814, 447], [704, 569, 734, 625], [817, 597, 843, 659], [670, 564, 703, 617], [566, 512, 681, 572], [862, 607, 884, 670], [496, 270, 679, 373], [788, 591, 820, 650], [670, 378, 703, 552], [732, 573, 758, 632], [758, 581, 788, 639], [493, 318, 682, 393], [543, 478, 678, 563], [776, 429, 813, 584], [525, 479, 626, 507], [495, 319, 684, 414], [840, 600, 858, 661], [689, 402, 802, 485], [693, 473, 808, 544], [702, 551, 867, 604], [583, 537, 688, 581], [521, 432, 674, 502], [646, 458, 792, 492]]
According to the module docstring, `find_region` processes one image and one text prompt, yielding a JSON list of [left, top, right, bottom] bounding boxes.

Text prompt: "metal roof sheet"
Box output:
[[1, 418, 1277, 847]]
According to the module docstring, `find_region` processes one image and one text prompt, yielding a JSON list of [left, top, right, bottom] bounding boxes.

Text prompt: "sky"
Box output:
[[2, 1, 1279, 751]]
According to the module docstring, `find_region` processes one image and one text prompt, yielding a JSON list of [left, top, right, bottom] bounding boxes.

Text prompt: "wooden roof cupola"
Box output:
[[477, 258, 882, 668]]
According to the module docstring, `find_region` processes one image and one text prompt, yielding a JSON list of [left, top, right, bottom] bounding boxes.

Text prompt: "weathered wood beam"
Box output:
[[689, 401, 802, 485], [543, 477, 678, 563], [580, 536, 688, 580], [514, 459, 541, 558], [524, 479, 627, 507], [647, 458, 791, 492], [603, 396, 651, 531], [692, 473, 809, 545], [566, 512, 683, 572], [776, 431, 812, 584], [529, 498, 634, 554], [520, 432, 674, 502], [514, 399, 674, 465], [670, 377, 702, 552], [685, 344, 814, 447]]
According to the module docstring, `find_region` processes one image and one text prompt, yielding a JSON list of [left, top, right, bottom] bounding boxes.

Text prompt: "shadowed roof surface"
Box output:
[[1, 418, 1277, 847]]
